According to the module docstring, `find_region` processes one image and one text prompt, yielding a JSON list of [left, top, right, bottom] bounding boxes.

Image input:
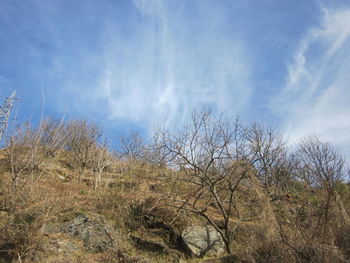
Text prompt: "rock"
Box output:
[[43, 221, 62, 234], [62, 213, 117, 252], [33, 234, 84, 263], [182, 225, 225, 257]]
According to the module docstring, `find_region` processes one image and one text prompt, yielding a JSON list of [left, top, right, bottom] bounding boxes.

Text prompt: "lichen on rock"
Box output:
[[181, 225, 225, 257]]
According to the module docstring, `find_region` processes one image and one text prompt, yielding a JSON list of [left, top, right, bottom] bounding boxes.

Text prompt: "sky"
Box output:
[[0, 0, 350, 156]]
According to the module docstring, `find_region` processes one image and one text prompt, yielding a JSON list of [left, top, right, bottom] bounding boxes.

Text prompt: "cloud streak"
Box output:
[[273, 7, 350, 152], [90, 0, 252, 127], [2, 0, 350, 150]]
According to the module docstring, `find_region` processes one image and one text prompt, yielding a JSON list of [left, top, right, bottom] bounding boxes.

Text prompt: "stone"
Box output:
[[33, 234, 84, 263], [62, 213, 117, 252], [182, 225, 225, 257]]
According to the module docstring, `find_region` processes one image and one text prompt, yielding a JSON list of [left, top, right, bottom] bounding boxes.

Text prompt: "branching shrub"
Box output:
[[91, 140, 114, 190], [63, 120, 102, 183], [296, 136, 346, 244], [5, 119, 65, 195]]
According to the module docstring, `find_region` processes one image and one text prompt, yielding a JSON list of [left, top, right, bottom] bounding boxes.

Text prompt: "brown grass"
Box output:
[[1, 147, 350, 262]]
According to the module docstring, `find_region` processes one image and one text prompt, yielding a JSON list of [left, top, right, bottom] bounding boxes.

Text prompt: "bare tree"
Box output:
[[39, 117, 66, 157], [246, 123, 290, 190], [119, 132, 145, 161], [91, 139, 113, 190], [156, 110, 252, 254], [296, 136, 345, 243], [297, 137, 344, 188], [63, 120, 102, 183]]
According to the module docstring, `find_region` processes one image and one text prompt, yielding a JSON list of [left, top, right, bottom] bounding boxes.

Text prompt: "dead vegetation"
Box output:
[[0, 111, 350, 263]]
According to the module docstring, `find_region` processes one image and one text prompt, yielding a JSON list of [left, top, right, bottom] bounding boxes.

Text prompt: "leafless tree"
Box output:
[[145, 127, 173, 169], [297, 136, 344, 188], [39, 117, 66, 157], [63, 120, 102, 183], [296, 136, 345, 243], [119, 132, 146, 161], [246, 123, 290, 190], [91, 139, 114, 190], [155, 110, 253, 254]]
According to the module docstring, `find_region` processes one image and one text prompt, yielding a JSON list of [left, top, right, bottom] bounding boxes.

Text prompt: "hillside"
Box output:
[[1, 116, 350, 263]]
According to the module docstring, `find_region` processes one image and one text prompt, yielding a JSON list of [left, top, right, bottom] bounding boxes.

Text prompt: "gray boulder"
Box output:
[[33, 234, 84, 263], [182, 225, 225, 257], [62, 213, 117, 252]]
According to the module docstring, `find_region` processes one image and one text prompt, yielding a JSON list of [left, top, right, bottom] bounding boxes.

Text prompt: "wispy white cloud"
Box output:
[[9, 0, 346, 144], [89, 0, 252, 127], [273, 7, 350, 153]]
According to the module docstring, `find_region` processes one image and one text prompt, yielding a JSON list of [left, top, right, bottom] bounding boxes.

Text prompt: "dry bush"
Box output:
[[38, 118, 66, 157], [0, 208, 46, 262], [334, 224, 350, 258], [0, 181, 58, 263], [90, 140, 114, 190], [247, 241, 346, 263], [63, 120, 102, 183], [295, 136, 346, 245], [246, 123, 294, 193], [296, 136, 345, 189], [119, 132, 146, 161], [5, 119, 65, 196]]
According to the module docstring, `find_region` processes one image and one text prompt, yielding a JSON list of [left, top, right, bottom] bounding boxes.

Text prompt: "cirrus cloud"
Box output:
[[273, 7, 350, 155]]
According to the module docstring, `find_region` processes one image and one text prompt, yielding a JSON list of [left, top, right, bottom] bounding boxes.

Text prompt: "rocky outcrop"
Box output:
[[182, 225, 225, 257], [34, 234, 84, 263], [44, 213, 118, 253], [62, 213, 118, 252]]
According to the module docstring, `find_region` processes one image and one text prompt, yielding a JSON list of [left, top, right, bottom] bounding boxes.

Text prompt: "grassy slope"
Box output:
[[1, 149, 350, 263]]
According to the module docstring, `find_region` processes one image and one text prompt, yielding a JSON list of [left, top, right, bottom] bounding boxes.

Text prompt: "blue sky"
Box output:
[[1, 0, 350, 155]]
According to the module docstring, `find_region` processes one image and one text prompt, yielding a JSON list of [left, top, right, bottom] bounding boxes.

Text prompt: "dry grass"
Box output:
[[0, 148, 185, 263], [1, 147, 350, 263]]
